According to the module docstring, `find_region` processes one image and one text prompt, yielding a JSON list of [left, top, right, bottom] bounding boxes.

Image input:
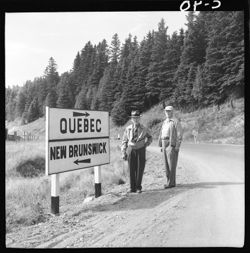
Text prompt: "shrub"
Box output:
[[15, 156, 45, 177]]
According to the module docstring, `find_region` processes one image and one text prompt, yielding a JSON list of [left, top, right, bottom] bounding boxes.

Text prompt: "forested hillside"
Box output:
[[5, 11, 244, 126]]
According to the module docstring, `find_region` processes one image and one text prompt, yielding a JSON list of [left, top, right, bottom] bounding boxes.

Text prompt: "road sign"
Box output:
[[46, 107, 110, 175], [47, 107, 109, 140], [47, 138, 109, 174]]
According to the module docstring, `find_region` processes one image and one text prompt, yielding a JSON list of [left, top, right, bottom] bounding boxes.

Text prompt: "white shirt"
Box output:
[[160, 117, 183, 149], [161, 118, 173, 138]]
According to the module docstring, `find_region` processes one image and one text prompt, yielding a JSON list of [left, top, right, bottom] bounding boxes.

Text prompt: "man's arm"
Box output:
[[158, 124, 163, 147], [145, 128, 153, 147], [121, 128, 128, 158], [175, 120, 183, 150]]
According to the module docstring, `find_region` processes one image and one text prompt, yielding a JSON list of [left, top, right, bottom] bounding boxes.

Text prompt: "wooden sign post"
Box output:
[[94, 166, 101, 197], [51, 174, 60, 214], [45, 107, 110, 215]]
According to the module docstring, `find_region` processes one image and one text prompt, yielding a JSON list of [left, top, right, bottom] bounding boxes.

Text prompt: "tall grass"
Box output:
[[5, 139, 129, 233], [180, 98, 244, 143], [6, 177, 50, 232], [111, 98, 244, 144], [6, 140, 45, 178]]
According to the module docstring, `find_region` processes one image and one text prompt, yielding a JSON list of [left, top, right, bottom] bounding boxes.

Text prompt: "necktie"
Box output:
[[132, 126, 138, 142]]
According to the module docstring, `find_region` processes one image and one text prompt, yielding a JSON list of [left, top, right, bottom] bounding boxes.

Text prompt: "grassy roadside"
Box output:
[[5, 139, 129, 233]]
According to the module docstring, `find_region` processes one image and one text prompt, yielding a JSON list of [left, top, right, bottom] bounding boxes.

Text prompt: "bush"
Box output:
[[15, 156, 45, 177]]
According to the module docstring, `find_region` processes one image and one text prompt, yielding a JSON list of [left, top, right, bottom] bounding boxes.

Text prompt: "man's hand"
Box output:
[[122, 153, 127, 161]]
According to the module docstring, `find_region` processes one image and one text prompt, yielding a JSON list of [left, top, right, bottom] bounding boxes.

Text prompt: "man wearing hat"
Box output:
[[121, 110, 152, 193], [158, 106, 183, 188]]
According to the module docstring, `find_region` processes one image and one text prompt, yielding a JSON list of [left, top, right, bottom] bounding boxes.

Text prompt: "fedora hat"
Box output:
[[129, 110, 141, 117], [164, 106, 174, 111]]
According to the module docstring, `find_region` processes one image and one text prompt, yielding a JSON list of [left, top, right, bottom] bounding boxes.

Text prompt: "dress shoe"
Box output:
[[164, 184, 175, 189], [127, 190, 136, 193], [137, 189, 142, 193]]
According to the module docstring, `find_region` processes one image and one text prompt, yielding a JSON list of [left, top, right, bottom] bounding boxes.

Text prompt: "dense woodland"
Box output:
[[5, 11, 244, 126]]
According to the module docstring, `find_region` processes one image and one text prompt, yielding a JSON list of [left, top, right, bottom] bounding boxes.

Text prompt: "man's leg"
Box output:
[[166, 146, 176, 187], [136, 147, 146, 191], [127, 147, 136, 192], [162, 140, 171, 186], [171, 150, 179, 186]]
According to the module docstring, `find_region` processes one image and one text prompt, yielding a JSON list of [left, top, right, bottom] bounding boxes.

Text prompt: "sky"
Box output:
[[5, 12, 188, 88]]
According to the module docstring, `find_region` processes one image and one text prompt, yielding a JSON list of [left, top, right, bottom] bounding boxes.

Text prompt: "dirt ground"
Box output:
[[6, 143, 244, 248]]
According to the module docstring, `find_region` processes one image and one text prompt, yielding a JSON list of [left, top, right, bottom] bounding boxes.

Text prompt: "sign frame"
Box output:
[[45, 107, 110, 176]]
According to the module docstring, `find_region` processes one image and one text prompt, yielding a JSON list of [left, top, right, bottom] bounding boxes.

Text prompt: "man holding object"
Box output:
[[121, 110, 152, 193], [158, 106, 183, 189]]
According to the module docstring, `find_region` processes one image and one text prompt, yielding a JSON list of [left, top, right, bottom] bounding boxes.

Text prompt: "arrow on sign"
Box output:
[[74, 158, 91, 165], [73, 111, 90, 117]]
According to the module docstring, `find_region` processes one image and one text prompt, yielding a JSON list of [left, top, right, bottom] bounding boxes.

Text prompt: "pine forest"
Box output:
[[5, 11, 244, 126]]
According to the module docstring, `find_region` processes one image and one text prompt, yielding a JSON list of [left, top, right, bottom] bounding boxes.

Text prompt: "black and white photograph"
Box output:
[[4, 0, 246, 248]]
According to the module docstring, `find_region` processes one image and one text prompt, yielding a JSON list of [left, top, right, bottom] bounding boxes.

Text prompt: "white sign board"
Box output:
[[46, 107, 110, 175], [48, 107, 109, 139]]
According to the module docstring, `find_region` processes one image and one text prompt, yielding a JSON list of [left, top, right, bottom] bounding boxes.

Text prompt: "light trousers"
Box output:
[[162, 140, 179, 186]]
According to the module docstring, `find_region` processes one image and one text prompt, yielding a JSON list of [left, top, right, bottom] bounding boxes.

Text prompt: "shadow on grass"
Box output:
[[81, 181, 244, 214]]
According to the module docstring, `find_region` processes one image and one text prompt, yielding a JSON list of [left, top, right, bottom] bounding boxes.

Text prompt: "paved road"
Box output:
[[149, 143, 245, 247], [180, 143, 244, 181]]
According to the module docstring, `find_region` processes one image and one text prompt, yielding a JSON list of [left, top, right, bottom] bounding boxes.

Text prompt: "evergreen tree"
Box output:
[[192, 64, 205, 107], [15, 90, 26, 117], [87, 39, 109, 88], [97, 34, 121, 111], [22, 97, 32, 124], [73, 51, 81, 72], [90, 86, 99, 110], [160, 30, 184, 103], [98, 67, 115, 111], [44, 57, 59, 92], [203, 11, 244, 106], [45, 89, 57, 108], [73, 41, 96, 96], [137, 31, 154, 109], [122, 54, 145, 113], [184, 63, 197, 110], [27, 97, 39, 122], [34, 77, 47, 116], [74, 86, 88, 109], [56, 72, 74, 108], [111, 98, 129, 126], [114, 34, 134, 101], [69, 51, 82, 99], [6, 86, 19, 121], [181, 12, 207, 65], [173, 12, 208, 109], [146, 19, 168, 106], [109, 33, 121, 64]]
